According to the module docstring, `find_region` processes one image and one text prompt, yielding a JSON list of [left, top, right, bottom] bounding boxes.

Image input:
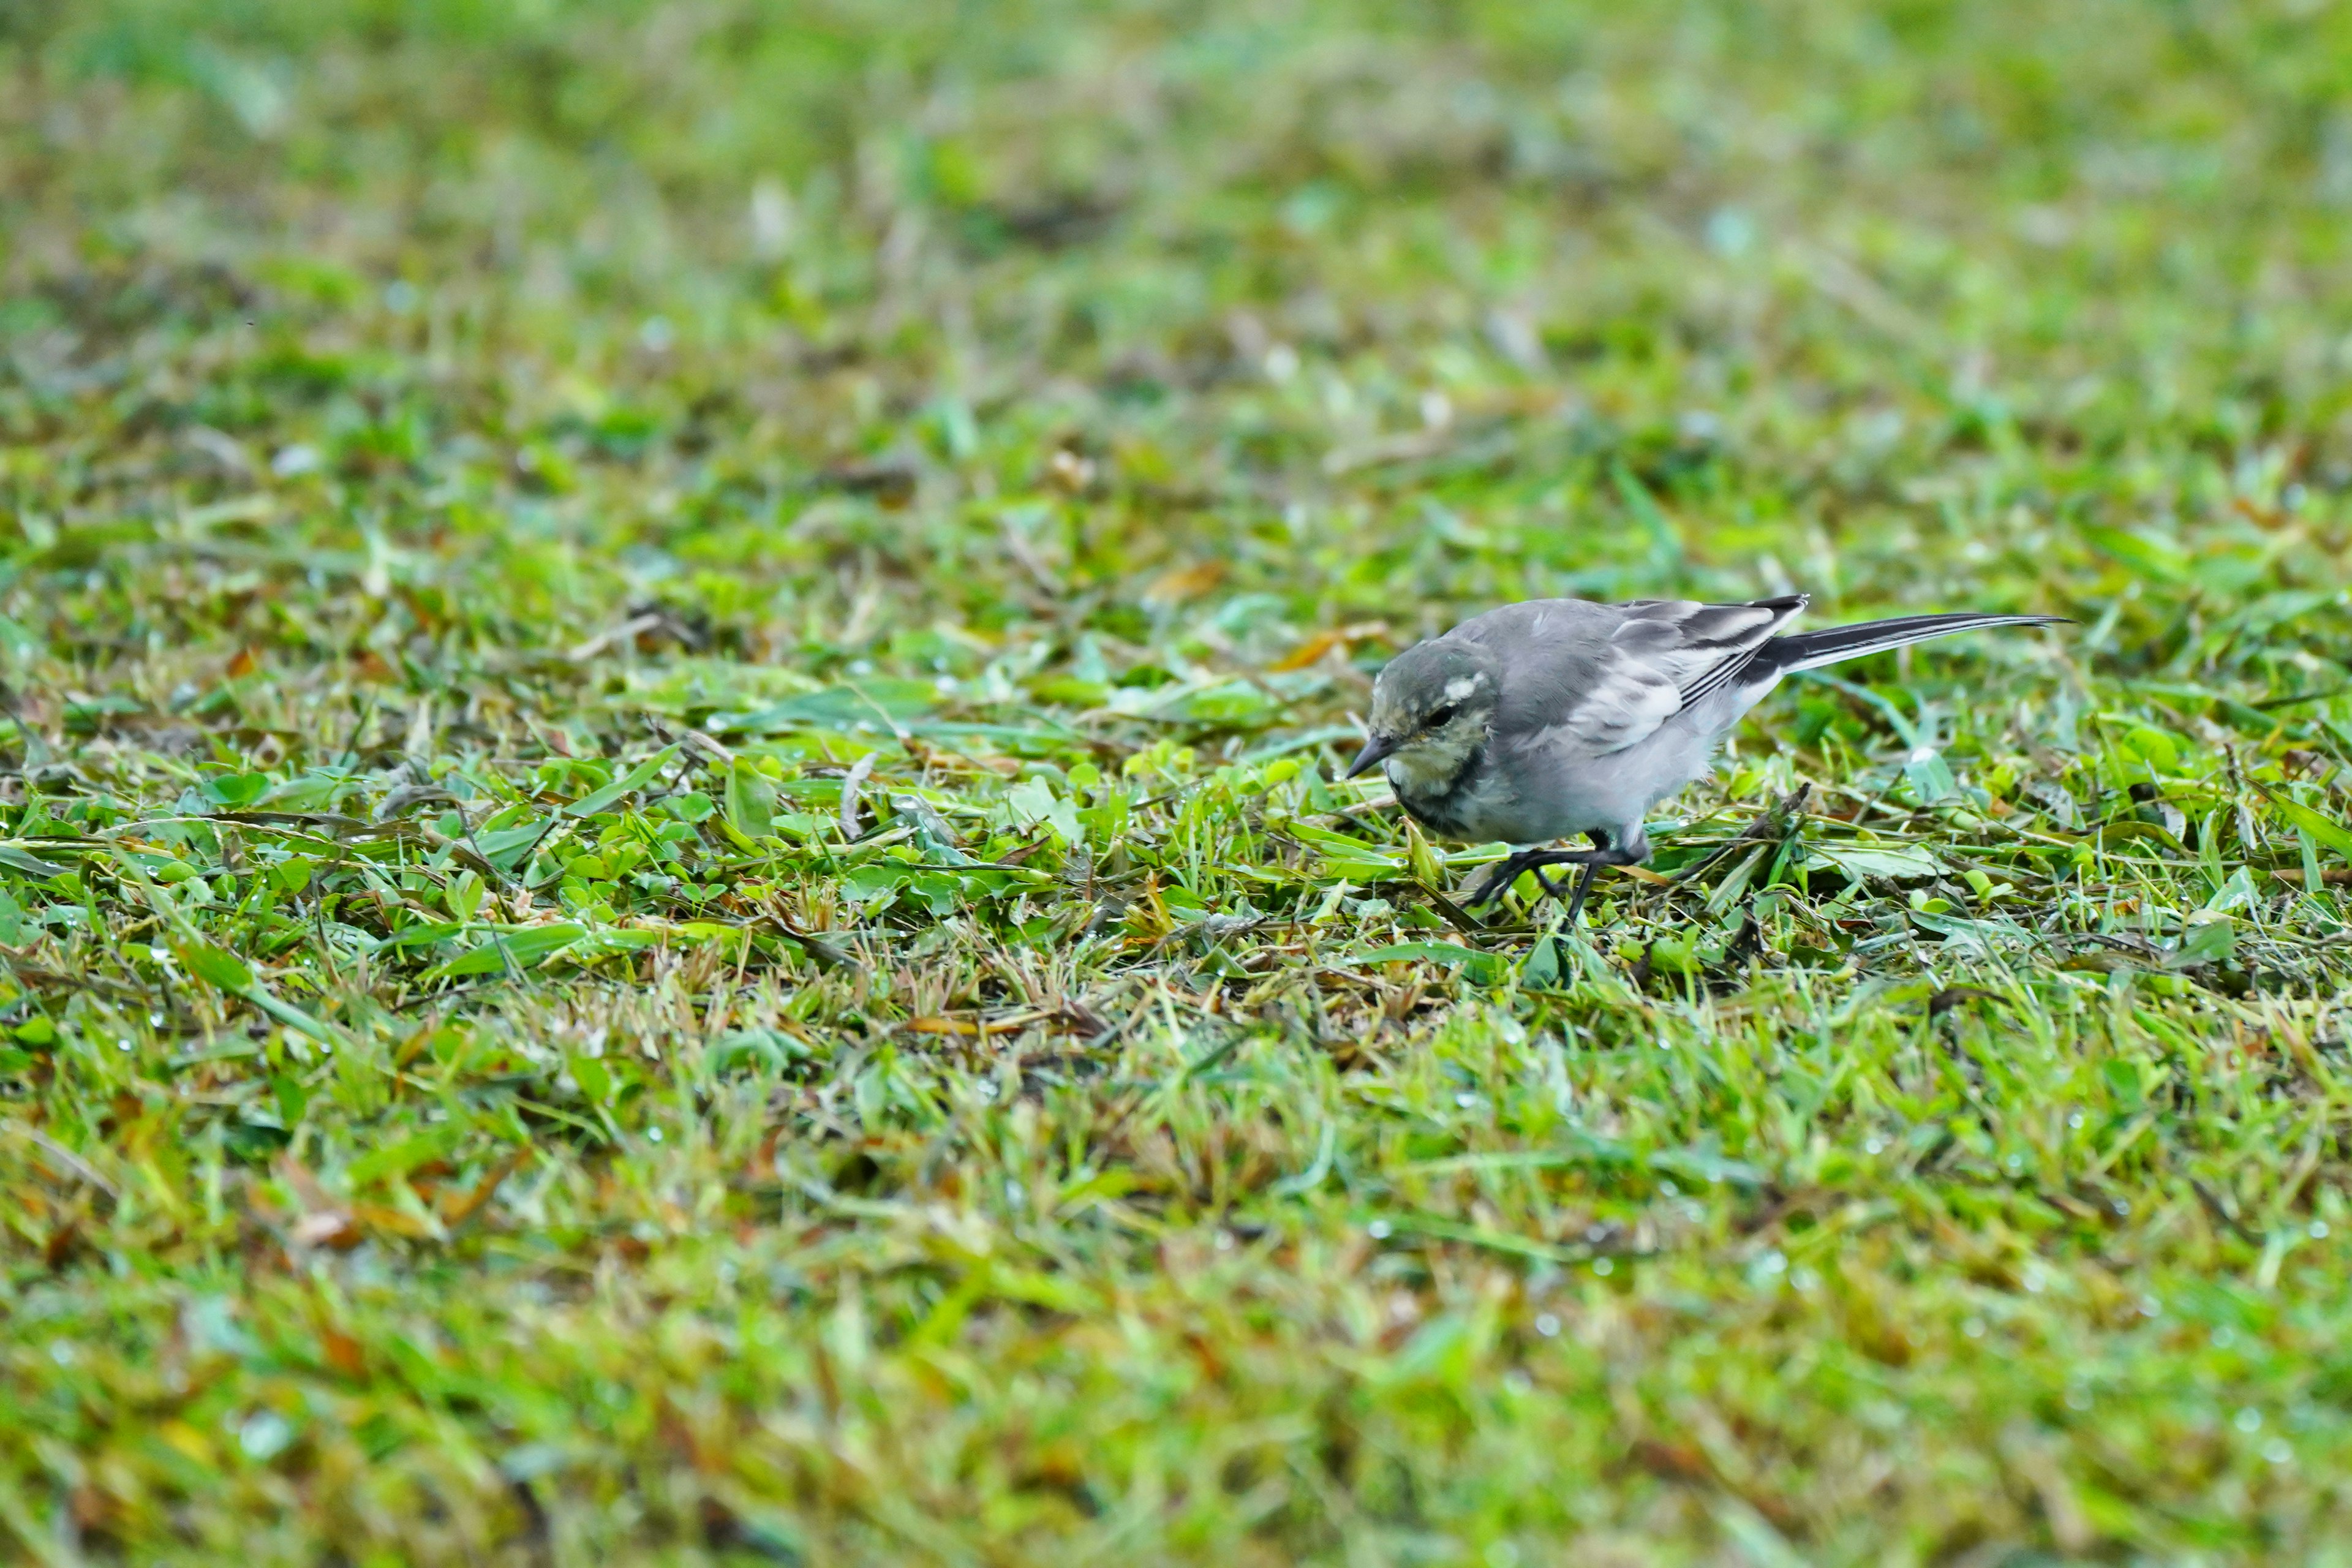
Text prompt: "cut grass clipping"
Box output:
[[9, 1, 2352, 1562]]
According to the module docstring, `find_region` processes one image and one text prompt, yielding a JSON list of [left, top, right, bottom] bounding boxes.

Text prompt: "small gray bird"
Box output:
[[1346, 594, 2063, 921]]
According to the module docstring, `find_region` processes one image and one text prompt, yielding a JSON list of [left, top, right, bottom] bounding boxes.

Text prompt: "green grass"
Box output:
[[7, 1, 2352, 1561]]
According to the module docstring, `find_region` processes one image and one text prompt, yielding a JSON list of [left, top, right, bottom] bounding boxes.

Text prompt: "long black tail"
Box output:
[[1752, 612, 2066, 680]]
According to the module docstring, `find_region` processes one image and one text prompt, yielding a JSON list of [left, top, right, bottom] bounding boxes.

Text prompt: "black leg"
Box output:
[[1469, 831, 1638, 912], [1469, 847, 1588, 907], [1560, 860, 1601, 925], [1468, 849, 1533, 907]]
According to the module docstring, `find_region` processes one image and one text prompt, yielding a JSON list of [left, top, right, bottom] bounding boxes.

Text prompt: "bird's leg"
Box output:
[[1469, 831, 1640, 911], [1469, 846, 1587, 907], [1555, 829, 1640, 925], [1558, 859, 1602, 925], [1469, 850, 1534, 906], [1522, 839, 1594, 899]]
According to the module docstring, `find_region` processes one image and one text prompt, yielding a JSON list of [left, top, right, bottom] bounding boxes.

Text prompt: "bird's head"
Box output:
[[1349, 639, 1500, 788]]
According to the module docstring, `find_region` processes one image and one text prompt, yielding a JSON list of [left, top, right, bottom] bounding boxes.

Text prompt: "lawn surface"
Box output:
[[7, 2, 2352, 1562]]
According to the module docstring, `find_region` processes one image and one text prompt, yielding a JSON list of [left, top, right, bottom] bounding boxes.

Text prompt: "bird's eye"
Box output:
[[1425, 703, 1458, 730]]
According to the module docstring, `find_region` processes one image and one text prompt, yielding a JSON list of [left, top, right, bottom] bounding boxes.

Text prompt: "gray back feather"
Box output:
[[1442, 595, 1806, 759]]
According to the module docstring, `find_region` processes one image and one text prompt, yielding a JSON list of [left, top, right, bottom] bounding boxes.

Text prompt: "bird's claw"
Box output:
[[1468, 848, 1596, 908], [1468, 839, 1643, 926]]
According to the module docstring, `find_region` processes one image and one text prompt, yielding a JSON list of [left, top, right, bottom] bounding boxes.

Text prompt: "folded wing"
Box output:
[[1463, 592, 2059, 763], [1570, 595, 1809, 754]]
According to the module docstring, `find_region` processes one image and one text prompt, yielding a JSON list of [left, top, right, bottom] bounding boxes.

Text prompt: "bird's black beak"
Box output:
[[1346, 734, 1397, 779]]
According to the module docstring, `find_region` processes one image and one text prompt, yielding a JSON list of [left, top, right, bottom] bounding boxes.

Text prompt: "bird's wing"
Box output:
[[1569, 596, 1808, 755], [1446, 595, 1807, 758]]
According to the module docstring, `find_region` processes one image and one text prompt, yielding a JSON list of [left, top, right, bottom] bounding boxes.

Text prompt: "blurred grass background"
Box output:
[[12, 0, 2352, 649], [9, 2, 2352, 1564]]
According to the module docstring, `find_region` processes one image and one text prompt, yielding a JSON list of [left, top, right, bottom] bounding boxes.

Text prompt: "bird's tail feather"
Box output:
[[1754, 613, 2065, 679]]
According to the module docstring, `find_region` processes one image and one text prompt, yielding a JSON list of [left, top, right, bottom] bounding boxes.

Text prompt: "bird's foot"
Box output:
[[1467, 848, 1581, 908], [1470, 839, 1648, 924]]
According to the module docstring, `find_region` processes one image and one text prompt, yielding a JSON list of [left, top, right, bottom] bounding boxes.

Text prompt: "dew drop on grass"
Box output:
[[239, 1409, 294, 1461], [2236, 1407, 2263, 1433], [1534, 1313, 1560, 1337], [2312, 1220, 2331, 1239], [1366, 1219, 1392, 1240]]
